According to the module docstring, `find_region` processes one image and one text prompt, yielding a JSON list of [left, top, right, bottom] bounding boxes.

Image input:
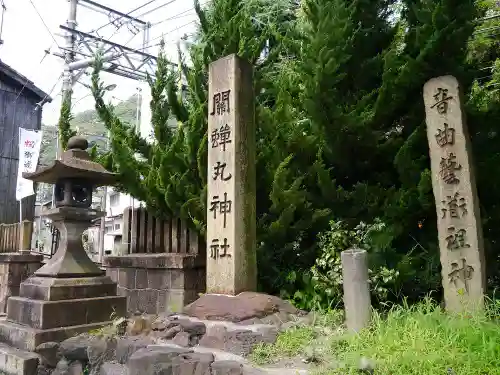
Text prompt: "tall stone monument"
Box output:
[[206, 54, 257, 294], [423, 75, 486, 313], [0, 136, 126, 351]]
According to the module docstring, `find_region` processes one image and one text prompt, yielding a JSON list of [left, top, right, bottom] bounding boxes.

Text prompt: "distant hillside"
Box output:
[[40, 95, 139, 165]]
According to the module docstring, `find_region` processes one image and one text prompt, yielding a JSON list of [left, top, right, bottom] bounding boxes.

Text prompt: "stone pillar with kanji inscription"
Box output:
[[206, 54, 257, 294], [423, 75, 486, 313]]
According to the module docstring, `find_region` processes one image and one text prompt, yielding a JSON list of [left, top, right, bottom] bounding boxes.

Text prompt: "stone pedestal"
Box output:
[[0, 253, 43, 314], [0, 276, 125, 351], [0, 206, 126, 351]]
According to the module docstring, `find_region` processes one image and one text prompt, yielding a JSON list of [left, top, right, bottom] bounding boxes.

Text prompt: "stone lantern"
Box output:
[[0, 136, 126, 351]]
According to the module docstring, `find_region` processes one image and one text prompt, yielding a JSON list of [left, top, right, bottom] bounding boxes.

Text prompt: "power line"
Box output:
[[27, 0, 60, 47], [137, 20, 196, 52], [136, 0, 179, 20], [150, 2, 207, 27], [104, 0, 180, 46], [92, 0, 160, 35]]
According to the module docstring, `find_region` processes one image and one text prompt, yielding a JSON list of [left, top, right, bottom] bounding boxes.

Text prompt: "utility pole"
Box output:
[[0, 1, 7, 46], [59, 0, 79, 159], [53, 1, 174, 260]]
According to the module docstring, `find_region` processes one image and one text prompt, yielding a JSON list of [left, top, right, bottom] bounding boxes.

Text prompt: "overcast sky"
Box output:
[[0, 0, 199, 126]]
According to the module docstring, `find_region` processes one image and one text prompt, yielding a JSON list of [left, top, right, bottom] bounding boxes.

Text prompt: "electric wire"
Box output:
[[27, 0, 60, 47], [92, 0, 160, 35], [135, 20, 197, 52], [149, 2, 208, 27], [135, 0, 179, 20], [104, 0, 180, 44]]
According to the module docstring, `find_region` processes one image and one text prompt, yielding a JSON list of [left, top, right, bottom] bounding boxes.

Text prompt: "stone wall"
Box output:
[[0, 253, 43, 313], [104, 253, 205, 315]]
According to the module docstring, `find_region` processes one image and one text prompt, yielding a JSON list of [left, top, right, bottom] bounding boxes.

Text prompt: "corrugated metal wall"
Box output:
[[0, 87, 41, 224]]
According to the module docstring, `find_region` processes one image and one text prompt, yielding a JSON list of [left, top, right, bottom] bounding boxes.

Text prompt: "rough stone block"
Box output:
[[0, 342, 40, 375], [35, 342, 60, 368], [172, 331, 190, 347], [171, 352, 214, 375], [59, 335, 95, 361], [53, 359, 83, 375], [127, 346, 191, 375], [87, 336, 117, 369], [100, 362, 129, 375], [210, 360, 244, 375], [116, 336, 154, 364]]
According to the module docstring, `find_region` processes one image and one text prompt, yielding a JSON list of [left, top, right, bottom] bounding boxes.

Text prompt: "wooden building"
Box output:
[[0, 60, 51, 224]]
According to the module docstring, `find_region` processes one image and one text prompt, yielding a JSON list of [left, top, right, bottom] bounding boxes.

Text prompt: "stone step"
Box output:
[[0, 342, 40, 375]]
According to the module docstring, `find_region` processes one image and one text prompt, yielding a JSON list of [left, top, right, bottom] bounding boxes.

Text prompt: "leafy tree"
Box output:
[[58, 95, 77, 150], [90, 0, 500, 305]]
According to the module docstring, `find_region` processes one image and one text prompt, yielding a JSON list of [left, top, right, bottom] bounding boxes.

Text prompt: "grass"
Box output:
[[322, 298, 500, 375], [250, 299, 500, 375], [251, 325, 318, 365]]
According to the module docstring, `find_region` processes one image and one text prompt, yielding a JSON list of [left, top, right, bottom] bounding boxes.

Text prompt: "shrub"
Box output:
[[289, 219, 399, 310]]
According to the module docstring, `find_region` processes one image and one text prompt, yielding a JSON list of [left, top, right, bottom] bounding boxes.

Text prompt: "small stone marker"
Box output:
[[423, 75, 486, 313], [341, 249, 371, 332], [206, 54, 257, 294]]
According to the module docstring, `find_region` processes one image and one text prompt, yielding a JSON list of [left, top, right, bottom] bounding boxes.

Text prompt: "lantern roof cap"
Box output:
[[23, 135, 118, 186]]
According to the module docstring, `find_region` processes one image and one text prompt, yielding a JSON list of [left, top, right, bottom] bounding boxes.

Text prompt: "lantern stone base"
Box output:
[[0, 320, 113, 352], [0, 275, 126, 351]]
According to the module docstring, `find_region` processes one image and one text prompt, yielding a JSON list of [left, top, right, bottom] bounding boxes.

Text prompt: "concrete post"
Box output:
[[18, 220, 33, 252], [341, 248, 371, 332]]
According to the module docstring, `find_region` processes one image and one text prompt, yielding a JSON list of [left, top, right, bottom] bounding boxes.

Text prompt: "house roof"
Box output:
[[0, 60, 52, 103]]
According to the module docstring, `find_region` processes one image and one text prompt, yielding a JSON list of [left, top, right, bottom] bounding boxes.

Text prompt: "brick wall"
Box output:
[[104, 253, 205, 315]]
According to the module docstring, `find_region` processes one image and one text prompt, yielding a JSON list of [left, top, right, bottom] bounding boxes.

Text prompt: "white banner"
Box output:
[[16, 128, 43, 201]]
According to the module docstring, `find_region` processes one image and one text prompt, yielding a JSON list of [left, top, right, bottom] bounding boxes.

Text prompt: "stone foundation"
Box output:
[[104, 253, 206, 315], [0, 253, 43, 313]]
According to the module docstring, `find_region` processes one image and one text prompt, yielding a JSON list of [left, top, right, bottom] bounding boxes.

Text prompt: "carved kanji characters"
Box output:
[[210, 238, 230, 259], [441, 192, 468, 219], [439, 153, 461, 184], [431, 87, 453, 114], [211, 124, 232, 151], [209, 192, 232, 228], [446, 226, 471, 250], [435, 123, 455, 147], [213, 161, 232, 181], [448, 258, 474, 294], [210, 90, 231, 116]]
